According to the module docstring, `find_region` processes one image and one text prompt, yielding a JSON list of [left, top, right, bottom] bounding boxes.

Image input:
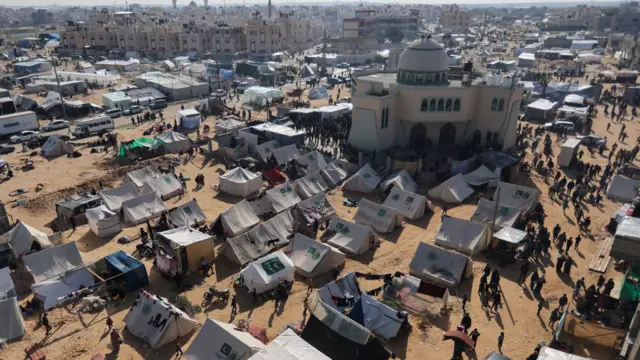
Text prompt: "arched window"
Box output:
[[421, 99, 429, 111], [416, 73, 423, 83], [425, 73, 433, 82], [491, 97, 498, 111], [453, 98, 461, 111], [437, 99, 444, 111], [498, 98, 505, 111], [429, 99, 436, 111], [408, 73, 415, 82], [445, 99, 453, 111]]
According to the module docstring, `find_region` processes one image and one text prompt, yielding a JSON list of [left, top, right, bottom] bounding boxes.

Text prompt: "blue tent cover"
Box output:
[[104, 251, 149, 292]]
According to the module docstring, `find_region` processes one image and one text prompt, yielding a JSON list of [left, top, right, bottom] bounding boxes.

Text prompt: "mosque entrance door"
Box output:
[[439, 123, 456, 148], [409, 124, 426, 152]]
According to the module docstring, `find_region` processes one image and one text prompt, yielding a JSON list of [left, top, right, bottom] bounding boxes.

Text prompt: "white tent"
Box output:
[[157, 131, 191, 153], [32, 267, 95, 310], [100, 182, 139, 212], [272, 144, 301, 165], [463, 165, 500, 187], [214, 200, 260, 237], [219, 167, 263, 198], [295, 193, 336, 227], [0, 297, 25, 342], [266, 182, 302, 213], [382, 187, 427, 220], [353, 198, 402, 233], [140, 173, 182, 200], [23, 242, 83, 283], [288, 233, 345, 278], [185, 318, 265, 360], [0, 267, 16, 299], [0, 222, 51, 257], [320, 160, 350, 188], [409, 242, 472, 288], [493, 227, 527, 245], [427, 173, 474, 204], [493, 181, 541, 212], [435, 216, 489, 256], [326, 217, 376, 256], [240, 251, 295, 294], [216, 118, 245, 135], [295, 151, 327, 176], [380, 170, 417, 193], [255, 140, 279, 163], [167, 199, 207, 228], [537, 346, 592, 360], [558, 138, 581, 167], [126, 165, 161, 189], [295, 171, 329, 199], [348, 293, 403, 340], [607, 175, 640, 203], [244, 86, 283, 106], [124, 290, 198, 349], [470, 198, 521, 230], [249, 328, 329, 360], [612, 217, 640, 262], [308, 86, 328, 100], [85, 205, 121, 238], [41, 136, 73, 157], [343, 164, 382, 193], [122, 192, 167, 225]]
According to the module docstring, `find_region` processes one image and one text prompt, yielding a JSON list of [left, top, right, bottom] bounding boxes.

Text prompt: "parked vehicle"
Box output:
[[544, 121, 575, 132], [0, 111, 39, 138], [105, 108, 122, 119], [149, 99, 168, 110], [42, 119, 70, 132], [123, 105, 144, 116], [10, 130, 40, 143], [576, 134, 605, 147], [336, 63, 350, 69], [72, 115, 114, 138], [214, 89, 227, 97], [327, 77, 343, 85], [202, 285, 230, 305], [237, 82, 249, 93], [0, 144, 15, 154]]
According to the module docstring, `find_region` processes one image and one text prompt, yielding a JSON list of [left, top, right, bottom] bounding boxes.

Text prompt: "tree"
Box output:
[[384, 27, 404, 43]]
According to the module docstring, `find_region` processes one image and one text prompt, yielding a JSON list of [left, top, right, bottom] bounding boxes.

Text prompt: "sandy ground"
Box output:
[[0, 70, 636, 360]]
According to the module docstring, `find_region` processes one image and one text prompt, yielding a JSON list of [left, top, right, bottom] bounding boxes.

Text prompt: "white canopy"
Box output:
[[295, 193, 336, 226], [435, 216, 489, 256], [100, 182, 139, 212], [32, 268, 95, 310], [216, 118, 245, 135], [157, 131, 191, 153], [220, 167, 263, 198], [240, 251, 295, 294], [249, 328, 329, 360], [0, 222, 51, 257], [382, 187, 427, 220], [343, 164, 381, 193], [470, 198, 521, 229], [288, 233, 345, 278], [537, 346, 592, 360], [0, 267, 16, 299], [409, 242, 472, 288], [215, 200, 260, 237], [244, 86, 283, 106], [326, 217, 375, 256], [493, 226, 527, 244], [266, 182, 302, 213], [493, 181, 540, 212], [320, 160, 350, 188], [255, 140, 279, 163], [272, 144, 301, 165], [295, 170, 329, 199], [380, 170, 417, 193], [295, 151, 327, 176], [159, 227, 212, 247], [122, 192, 167, 225], [564, 94, 585, 105], [527, 98, 558, 111], [85, 205, 121, 238], [124, 290, 197, 349], [126, 165, 161, 189], [23, 242, 83, 283], [353, 198, 402, 233], [186, 318, 265, 360], [463, 165, 499, 187], [41, 136, 73, 157], [607, 175, 640, 203], [167, 199, 207, 228], [428, 173, 474, 204], [140, 173, 182, 200], [0, 297, 25, 342]]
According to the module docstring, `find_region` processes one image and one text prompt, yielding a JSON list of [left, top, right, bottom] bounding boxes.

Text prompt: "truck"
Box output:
[[0, 111, 39, 138]]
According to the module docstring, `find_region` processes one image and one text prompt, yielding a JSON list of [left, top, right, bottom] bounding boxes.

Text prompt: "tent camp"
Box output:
[[295, 193, 336, 230], [380, 170, 417, 193], [185, 318, 265, 360], [219, 167, 263, 198], [41, 136, 73, 157], [321, 160, 351, 188], [0, 222, 51, 257], [157, 227, 215, 273], [0, 267, 16, 299], [272, 144, 301, 165], [212, 200, 260, 237], [382, 187, 427, 220], [32, 267, 95, 310], [249, 328, 329, 360], [240, 251, 295, 294], [607, 175, 640, 203], [409, 242, 472, 288], [124, 290, 197, 349], [295, 151, 327, 176], [266, 182, 302, 213], [215, 117, 245, 135], [611, 217, 640, 263], [125, 165, 161, 189], [100, 182, 139, 212], [343, 164, 382, 193], [463, 165, 500, 187], [0, 297, 25, 342], [347, 293, 404, 340], [255, 140, 280, 163], [156, 131, 191, 153], [525, 99, 558, 122], [493, 227, 527, 245], [326, 217, 376, 256], [23, 242, 83, 283], [427, 174, 474, 204], [85, 205, 121, 238], [288, 233, 345, 278], [493, 182, 541, 212], [140, 173, 182, 200], [435, 216, 489, 256], [167, 199, 207, 228], [122, 192, 167, 225], [470, 199, 521, 229], [354, 199, 402, 233], [295, 170, 329, 199]]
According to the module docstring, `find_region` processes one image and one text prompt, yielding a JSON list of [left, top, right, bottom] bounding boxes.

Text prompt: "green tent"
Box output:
[[620, 265, 640, 303], [118, 138, 162, 157]]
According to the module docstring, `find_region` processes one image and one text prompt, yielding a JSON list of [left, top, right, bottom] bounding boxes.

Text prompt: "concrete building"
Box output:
[[611, 2, 640, 33], [619, 35, 640, 70], [31, 9, 54, 25], [245, 14, 287, 61], [135, 72, 208, 102], [348, 37, 524, 153], [439, 5, 471, 34], [343, 9, 420, 41]]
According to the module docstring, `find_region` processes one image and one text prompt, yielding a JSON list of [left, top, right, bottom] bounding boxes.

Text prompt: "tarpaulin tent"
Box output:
[[255, 140, 280, 163], [493, 227, 527, 245], [266, 182, 302, 213], [295, 170, 329, 199], [100, 182, 139, 212], [0, 267, 16, 299], [354, 199, 402, 233], [272, 144, 301, 166], [41, 136, 73, 157], [326, 217, 376, 256], [156, 131, 191, 153], [382, 187, 427, 220], [607, 175, 640, 203], [212, 200, 260, 237], [167, 199, 207, 228], [32, 267, 95, 310], [435, 216, 489, 256], [463, 165, 499, 187], [427, 174, 474, 204], [470, 199, 521, 230], [140, 173, 182, 200], [244, 86, 283, 106], [0, 222, 51, 257], [23, 242, 83, 283], [288, 233, 345, 278], [611, 217, 640, 263], [118, 138, 162, 159], [0, 297, 25, 342], [493, 181, 541, 212], [343, 164, 382, 193], [347, 293, 403, 340], [525, 99, 558, 122], [409, 242, 472, 288], [308, 86, 329, 100], [125, 165, 162, 189], [216, 118, 245, 135], [321, 160, 350, 188], [240, 251, 295, 294], [157, 227, 215, 273], [85, 205, 121, 238], [186, 318, 265, 360], [122, 192, 167, 225], [124, 290, 197, 349], [103, 251, 149, 292], [249, 328, 329, 360], [536, 346, 592, 360], [295, 193, 336, 228], [317, 272, 361, 312], [295, 151, 327, 176], [219, 167, 263, 198], [380, 170, 417, 193]]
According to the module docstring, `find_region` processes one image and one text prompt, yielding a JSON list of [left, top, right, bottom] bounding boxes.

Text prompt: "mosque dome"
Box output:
[[188, 1, 197, 7], [396, 37, 450, 85]]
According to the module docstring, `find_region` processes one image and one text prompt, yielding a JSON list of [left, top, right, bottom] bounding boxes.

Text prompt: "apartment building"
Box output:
[[275, 12, 324, 52], [610, 2, 640, 33], [439, 5, 470, 33], [342, 9, 420, 41], [619, 35, 640, 70], [245, 17, 287, 61]]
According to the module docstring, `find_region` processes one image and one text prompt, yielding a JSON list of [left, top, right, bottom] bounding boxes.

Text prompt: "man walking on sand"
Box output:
[[498, 332, 504, 353]]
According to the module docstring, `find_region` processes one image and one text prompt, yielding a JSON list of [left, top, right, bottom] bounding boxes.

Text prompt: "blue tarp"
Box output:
[[220, 69, 233, 79], [104, 251, 149, 292]]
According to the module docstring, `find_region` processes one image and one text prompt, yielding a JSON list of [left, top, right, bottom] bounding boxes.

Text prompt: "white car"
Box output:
[[10, 130, 40, 143], [214, 89, 227, 97], [42, 120, 70, 132]]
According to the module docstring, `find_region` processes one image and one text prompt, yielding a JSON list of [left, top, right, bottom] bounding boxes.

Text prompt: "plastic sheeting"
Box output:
[[219, 167, 263, 198], [493, 227, 527, 244], [186, 318, 265, 360], [295, 151, 328, 176], [321, 160, 350, 188], [295, 170, 329, 199], [326, 217, 375, 256], [380, 170, 417, 193], [353, 198, 402, 234], [249, 328, 329, 360], [288, 233, 345, 278], [435, 216, 489, 256], [216, 200, 260, 237], [126, 165, 161, 189], [240, 251, 295, 294], [295, 193, 336, 226], [612, 217, 640, 263], [537, 346, 592, 360], [266, 182, 302, 213], [382, 187, 426, 220], [23, 242, 83, 283], [255, 140, 279, 163], [343, 164, 381, 193], [427, 174, 474, 204], [347, 293, 403, 340], [470, 198, 521, 229], [100, 182, 139, 212], [0, 267, 16, 299], [168, 199, 207, 228], [463, 165, 500, 187], [308, 86, 329, 100], [607, 175, 640, 203], [272, 144, 301, 165], [156, 131, 191, 153], [409, 242, 471, 288], [216, 118, 245, 135], [32, 268, 95, 310], [244, 86, 283, 106], [0, 297, 25, 343], [140, 173, 182, 200], [0, 222, 51, 257], [122, 192, 167, 225], [57, 70, 120, 86]]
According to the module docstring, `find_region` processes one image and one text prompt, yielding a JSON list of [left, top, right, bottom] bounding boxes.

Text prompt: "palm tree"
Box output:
[[539, 72, 551, 99]]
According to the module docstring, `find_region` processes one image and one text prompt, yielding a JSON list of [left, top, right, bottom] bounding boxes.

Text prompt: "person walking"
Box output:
[[574, 235, 581, 251], [530, 270, 539, 290], [491, 291, 502, 313], [537, 298, 544, 316], [519, 261, 529, 284], [175, 343, 184, 358], [230, 295, 238, 317], [251, 288, 258, 305], [549, 309, 560, 329], [597, 275, 606, 292], [110, 329, 121, 353], [462, 294, 468, 312], [497, 332, 505, 353], [565, 237, 573, 253], [470, 328, 480, 349], [106, 316, 114, 332], [552, 224, 561, 243], [603, 278, 615, 296], [41, 312, 52, 335], [556, 253, 566, 273]]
